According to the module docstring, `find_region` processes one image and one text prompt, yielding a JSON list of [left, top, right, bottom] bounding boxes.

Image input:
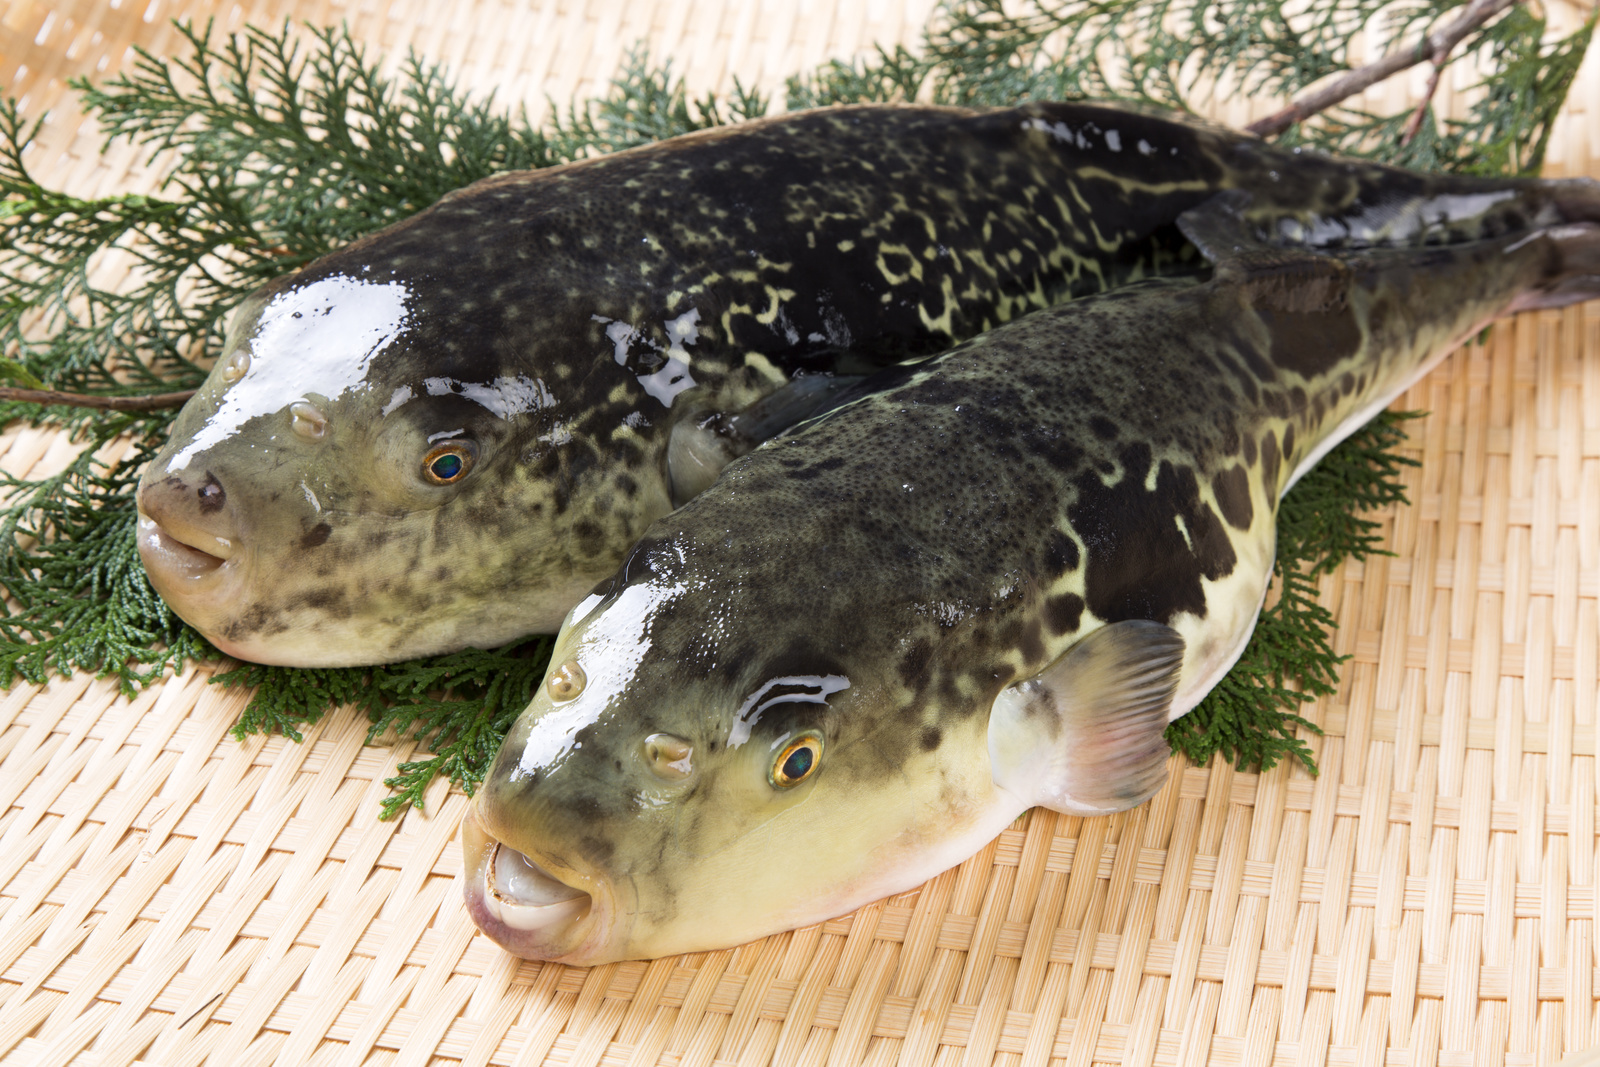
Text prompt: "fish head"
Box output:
[[463, 536, 920, 964], [136, 270, 611, 665]]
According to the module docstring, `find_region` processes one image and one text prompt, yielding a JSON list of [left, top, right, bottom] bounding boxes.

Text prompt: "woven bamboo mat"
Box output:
[[2, 1, 1600, 1064]]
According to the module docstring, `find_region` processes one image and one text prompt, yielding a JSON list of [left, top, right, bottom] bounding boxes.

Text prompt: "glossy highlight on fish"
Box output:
[[134, 102, 1583, 666], [462, 181, 1600, 964]]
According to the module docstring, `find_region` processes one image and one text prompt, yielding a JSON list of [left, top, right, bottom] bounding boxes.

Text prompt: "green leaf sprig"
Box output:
[[216, 638, 552, 818], [788, 0, 1596, 177]]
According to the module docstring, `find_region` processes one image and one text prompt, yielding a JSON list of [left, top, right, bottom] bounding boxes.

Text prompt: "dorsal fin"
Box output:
[[1177, 190, 1353, 314]]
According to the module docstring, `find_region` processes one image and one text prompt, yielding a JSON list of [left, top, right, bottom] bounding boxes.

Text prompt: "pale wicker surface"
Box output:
[[2, 2, 1600, 1065]]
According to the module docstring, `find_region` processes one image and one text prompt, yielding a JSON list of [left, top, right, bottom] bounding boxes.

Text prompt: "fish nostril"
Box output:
[[546, 660, 586, 702], [220, 348, 250, 383], [642, 733, 694, 780], [290, 401, 328, 441], [196, 473, 227, 514]]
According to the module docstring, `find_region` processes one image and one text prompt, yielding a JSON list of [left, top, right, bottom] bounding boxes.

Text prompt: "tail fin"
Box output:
[[1212, 165, 1600, 259], [1180, 192, 1600, 319]]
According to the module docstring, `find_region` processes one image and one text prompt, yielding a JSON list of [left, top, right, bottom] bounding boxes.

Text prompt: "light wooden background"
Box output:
[[1, 2, 1598, 1064]]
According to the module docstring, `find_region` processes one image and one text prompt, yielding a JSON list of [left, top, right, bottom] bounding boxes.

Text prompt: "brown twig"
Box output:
[[0, 386, 197, 411], [1246, 0, 1521, 139], [1400, 56, 1447, 146]]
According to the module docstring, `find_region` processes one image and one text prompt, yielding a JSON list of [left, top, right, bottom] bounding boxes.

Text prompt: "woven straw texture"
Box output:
[[4, 2, 1600, 1064]]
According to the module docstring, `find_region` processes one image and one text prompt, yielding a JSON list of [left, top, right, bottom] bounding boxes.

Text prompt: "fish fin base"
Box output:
[[730, 370, 870, 443], [989, 619, 1184, 816], [1174, 188, 1260, 265], [667, 372, 870, 505], [1177, 191, 1354, 312]]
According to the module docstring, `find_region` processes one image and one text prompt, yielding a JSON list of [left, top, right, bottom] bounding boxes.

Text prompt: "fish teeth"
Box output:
[[491, 844, 587, 916]]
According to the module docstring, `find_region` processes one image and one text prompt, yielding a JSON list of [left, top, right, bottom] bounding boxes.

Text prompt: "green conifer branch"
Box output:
[[0, 427, 213, 691], [214, 639, 552, 815], [364, 641, 554, 819], [544, 49, 771, 156], [787, 0, 1596, 176]]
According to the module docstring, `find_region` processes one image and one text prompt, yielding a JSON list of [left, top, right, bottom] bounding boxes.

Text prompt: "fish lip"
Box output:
[[135, 510, 239, 585], [460, 806, 615, 963], [135, 509, 253, 658]]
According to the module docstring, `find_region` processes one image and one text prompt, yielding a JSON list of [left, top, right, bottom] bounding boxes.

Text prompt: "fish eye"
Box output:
[[422, 441, 476, 485], [770, 733, 823, 789]]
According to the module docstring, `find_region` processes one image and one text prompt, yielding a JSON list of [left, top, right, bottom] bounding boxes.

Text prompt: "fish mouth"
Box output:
[[135, 507, 255, 660], [460, 807, 610, 962], [136, 510, 235, 581]]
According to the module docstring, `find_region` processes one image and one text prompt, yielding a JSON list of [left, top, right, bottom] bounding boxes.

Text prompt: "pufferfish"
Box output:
[[460, 182, 1600, 964], [134, 100, 1578, 666]]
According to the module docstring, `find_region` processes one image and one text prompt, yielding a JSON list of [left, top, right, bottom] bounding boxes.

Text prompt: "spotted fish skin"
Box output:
[[461, 188, 1600, 964], [135, 102, 1590, 667]]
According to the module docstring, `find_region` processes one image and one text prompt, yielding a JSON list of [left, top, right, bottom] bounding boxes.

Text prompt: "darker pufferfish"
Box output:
[[136, 100, 1583, 666]]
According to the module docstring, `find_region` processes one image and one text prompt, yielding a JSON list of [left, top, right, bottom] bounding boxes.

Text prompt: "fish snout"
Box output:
[[460, 805, 612, 962], [135, 468, 244, 591]]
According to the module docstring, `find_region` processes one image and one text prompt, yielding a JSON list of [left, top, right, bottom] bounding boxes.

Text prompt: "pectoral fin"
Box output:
[[667, 372, 867, 505], [667, 415, 743, 506], [988, 619, 1183, 816]]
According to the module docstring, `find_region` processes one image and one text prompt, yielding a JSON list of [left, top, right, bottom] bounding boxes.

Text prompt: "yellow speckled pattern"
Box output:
[[1, 1, 1599, 1064]]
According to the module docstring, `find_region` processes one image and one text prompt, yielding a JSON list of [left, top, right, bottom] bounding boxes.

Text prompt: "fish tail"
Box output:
[[1550, 177, 1600, 227], [1229, 158, 1600, 253], [1184, 192, 1600, 492], [1349, 222, 1600, 401]]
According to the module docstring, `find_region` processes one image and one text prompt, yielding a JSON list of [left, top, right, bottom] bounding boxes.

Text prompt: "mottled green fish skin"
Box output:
[[135, 102, 1587, 666], [463, 188, 1600, 964]]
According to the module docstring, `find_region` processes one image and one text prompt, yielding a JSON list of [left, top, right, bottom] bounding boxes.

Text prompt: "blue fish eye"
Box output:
[[423, 442, 475, 485], [770, 734, 822, 788]]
